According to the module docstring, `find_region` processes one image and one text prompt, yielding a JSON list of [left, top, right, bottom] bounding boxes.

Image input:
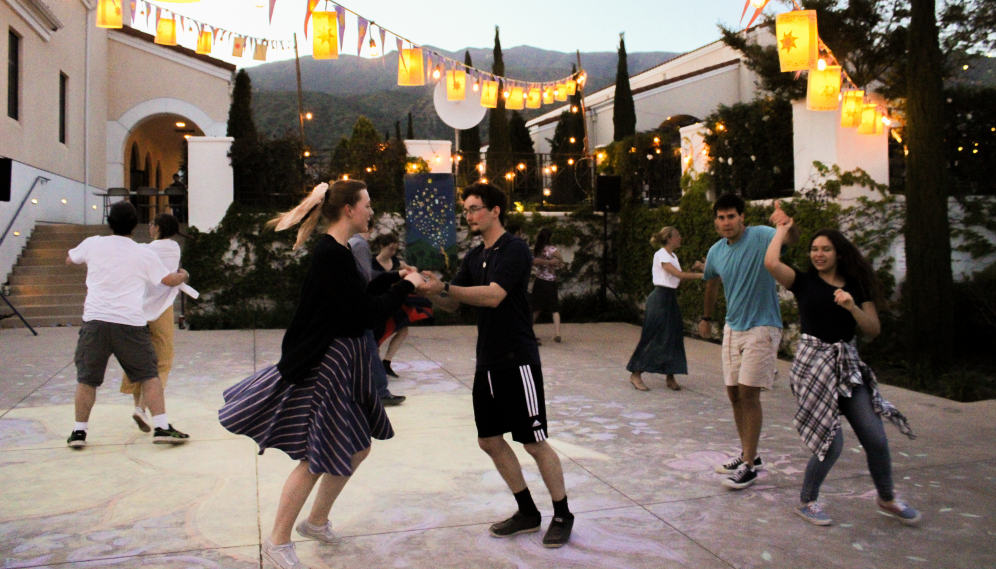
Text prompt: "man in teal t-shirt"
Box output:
[[699, 194, 798, 490]]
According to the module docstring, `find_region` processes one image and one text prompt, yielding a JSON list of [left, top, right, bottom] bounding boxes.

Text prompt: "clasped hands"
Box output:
[[399, 267, 445, 296]]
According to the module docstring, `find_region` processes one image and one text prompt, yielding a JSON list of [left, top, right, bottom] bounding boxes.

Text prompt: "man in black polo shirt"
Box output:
[[425, 182, 574, 548]]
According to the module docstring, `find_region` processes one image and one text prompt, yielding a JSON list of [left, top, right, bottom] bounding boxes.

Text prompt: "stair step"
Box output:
[[7, 284, 88, 295], [26, 240, 81, 250], [20, 249, 71, 260], [8, 274, 86, 285], [13, 304, 85, 318], [0, 315, 83, 328], [31, 224, 110, 235], [11, 265, 87, 276], [5, 294, 87, 307], [16, 257, 85, 267]]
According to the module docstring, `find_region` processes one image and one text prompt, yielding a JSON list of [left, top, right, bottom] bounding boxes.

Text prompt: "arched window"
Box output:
[[156, 162, 161, 189], [129, 142, 141, 190], [144, 153, 152, 187]]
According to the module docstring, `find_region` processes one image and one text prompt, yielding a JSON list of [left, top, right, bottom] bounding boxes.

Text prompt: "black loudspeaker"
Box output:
[[595, 175, 621, 213], [0, 158, 11, 202]]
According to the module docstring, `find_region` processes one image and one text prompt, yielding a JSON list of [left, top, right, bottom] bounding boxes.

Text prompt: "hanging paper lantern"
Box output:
[[775, 10, 818, 72], [232, 36, 245, 57], [806, 65, 841, 111], [506, 85, 525, 110], [480, 80, 499, 108], [397, 48, 425, 86], [312, 11, 338, 60], [96, 0, 123, 28], [254, 41, 268, 61], [566, 79, 578, 96], [155, 17, 177, 46], [542, 87, 554, 105], [857, 104, 879, 135], [196, 30, 212, 54], [526, 87, 542, 109], [447, 70, 466, 101], [840, 90, 864, 128], [554, 83, 568, 102]]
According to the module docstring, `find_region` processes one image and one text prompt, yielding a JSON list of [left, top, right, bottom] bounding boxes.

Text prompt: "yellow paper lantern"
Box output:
[[398, 48, 425, 86], [840, 90, 864, 128], [566, 79, 577, 95], [857, 104, 880, 135], [480, 80, 499, 108], [312, 12, 338, 60], [542, 87, 554, 105], [96, 0, 122, 29], [526, 87, 542, 109], [506, 86, 525, 110], [554, 84, 568, 102], [775, 10, 818, 72], [196, 30, 212, 54], [232, 36, 245, 57], [806, 65, 841, 111], [155, 17, 177, 46], [446, 70, 466, 101], [254, 42, 267, 61]]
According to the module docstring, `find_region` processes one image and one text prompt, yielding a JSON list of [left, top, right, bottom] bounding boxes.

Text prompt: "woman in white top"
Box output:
[[120, 213, 193, 432], [626, 227, 703, 392], [531, 227, 565, 344]]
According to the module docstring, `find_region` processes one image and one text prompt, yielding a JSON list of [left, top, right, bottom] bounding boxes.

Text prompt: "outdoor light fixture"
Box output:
[[807, 65, 841, 111], [654, 137, 660, 144], [305, 112, 313, 120], [176, 122, 186, 127], [369, 37, 379, 57], [555, 84, 568, 102], [366, 167, 372, 172], [775, 10, 818, 72], [817, 58, 827, 71], [571, 106, 579, 113], [447, 70, 467, 101], [473, 81, 479, 92], [857, 104, 880, 135], [543, 88, 554, 105], [92, 205, 97, 209], [506, 173, 514, 180], [397, 48, 424, 86], [432, 67, 441, 80], [507, 86, 525, 110], [566, 79, 577, 95], [62, 199, 67, 204], [184, 135, 190, 139], [480, 177, 488, 183], [435, 156, 441, 163], [543, 188, 551, 196], [568, 158, 574, 165], [97, 0, 123, 28], [840, 90, 864, 128], [517, 163, 526, 170], [31, 199, 38, 204], [304, 151, 311, 157], [154, 17, 177, 46], [478, 164, 485, 172], [526, 88, 541, 109], [480, 81, 499, 108], [343, 174, 349, 180], [544, 167, 550, 173], [569, 137, 576, 144], [551, 165, 557, 172], [196, 30, 212, 54], [13, 231, 19, 236]]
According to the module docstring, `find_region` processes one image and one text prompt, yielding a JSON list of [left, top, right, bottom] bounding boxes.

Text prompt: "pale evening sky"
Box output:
[[137, 0, 789, 68]]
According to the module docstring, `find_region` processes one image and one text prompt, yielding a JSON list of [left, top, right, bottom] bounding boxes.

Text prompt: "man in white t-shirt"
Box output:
[[65, 201, 191, 448]]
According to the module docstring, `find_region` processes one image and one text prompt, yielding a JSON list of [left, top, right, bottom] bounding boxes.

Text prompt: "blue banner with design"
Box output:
[[404, 173, 457, 271]]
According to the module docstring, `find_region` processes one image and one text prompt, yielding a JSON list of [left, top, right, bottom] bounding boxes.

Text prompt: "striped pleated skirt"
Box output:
[[219, 337, 394, 476], [626, 286, 689, 375]]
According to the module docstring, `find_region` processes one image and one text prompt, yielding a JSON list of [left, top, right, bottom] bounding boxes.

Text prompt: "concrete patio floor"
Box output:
[[1, 323, 994, 569]]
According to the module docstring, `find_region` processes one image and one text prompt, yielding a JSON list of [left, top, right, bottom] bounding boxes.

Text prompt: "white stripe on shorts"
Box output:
[[534, 428, 547, 442], [487, 371, 494, 397], [519, 365, 538, 416]]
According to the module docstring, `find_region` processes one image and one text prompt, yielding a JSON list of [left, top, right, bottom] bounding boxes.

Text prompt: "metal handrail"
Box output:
[[0, 175, 51, 250]]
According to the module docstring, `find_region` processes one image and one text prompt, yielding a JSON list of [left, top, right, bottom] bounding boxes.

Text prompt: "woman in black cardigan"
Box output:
[[220, 180, 438, 569]]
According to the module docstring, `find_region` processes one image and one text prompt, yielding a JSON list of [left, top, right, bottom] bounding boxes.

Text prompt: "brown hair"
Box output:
[[152, 213, 179, 239], [269, 179, 368, 249], [650, 226, 677, 248]]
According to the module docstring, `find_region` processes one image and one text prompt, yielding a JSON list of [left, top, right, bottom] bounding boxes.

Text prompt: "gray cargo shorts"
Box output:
[[75, 320, 159, 387]]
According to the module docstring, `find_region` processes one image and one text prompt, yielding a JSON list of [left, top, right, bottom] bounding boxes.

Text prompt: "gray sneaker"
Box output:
[[796, 502, 832, 526], [262, 538, 307, 569], [877, 498, 922, 525], [489, 511, 542, 537], [295, 519, 342, 544]]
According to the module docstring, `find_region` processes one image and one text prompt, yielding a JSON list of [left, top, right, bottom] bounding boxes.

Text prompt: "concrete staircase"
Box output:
[[2, 224, 110, 328]]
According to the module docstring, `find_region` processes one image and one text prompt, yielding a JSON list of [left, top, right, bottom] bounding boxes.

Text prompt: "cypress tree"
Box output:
[[486, 26, 513, 191], [613, 33, 636, 141], [407, 112, 415, 140], [903, 0, 954, 370], [458, 50, 482, 186], [227, 69, 257, 141], [549, 65, 586, 203], [509, 111, 539, 196], [395, 120, 402, 141]]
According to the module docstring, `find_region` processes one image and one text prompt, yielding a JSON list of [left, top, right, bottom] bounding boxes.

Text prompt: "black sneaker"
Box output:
[[67, 430, 87, 449], [715, 454, 764, 474], [383, 360, 399, 378], [381, 394, 406, 406], [153, 425, 190, 444], [489, 511, 542, 537], [542, 514, 575, 548], [722, 463, 758, 490]]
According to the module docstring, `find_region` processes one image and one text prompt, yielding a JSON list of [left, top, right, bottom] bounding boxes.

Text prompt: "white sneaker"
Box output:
[[296, 519, 342, 544], [132, 410, 152, 433], [262, 537, 308, 569]]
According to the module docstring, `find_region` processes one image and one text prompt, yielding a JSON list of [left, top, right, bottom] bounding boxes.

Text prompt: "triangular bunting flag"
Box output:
[[335, 5, 346, 50], [304, 0, 319, 38], [130, 0, 136, 24], [269, 0, 277, 24], [379, 26, 386, 55], [357, 17, 368, 56]]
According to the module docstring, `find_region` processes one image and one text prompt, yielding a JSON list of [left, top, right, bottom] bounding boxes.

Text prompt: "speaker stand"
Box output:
[[0, 291, 38, 336]]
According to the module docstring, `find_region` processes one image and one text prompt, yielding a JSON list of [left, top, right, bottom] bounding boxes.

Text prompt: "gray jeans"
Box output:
[[365, 330, 390, 398], [800, 382, 894, 503]]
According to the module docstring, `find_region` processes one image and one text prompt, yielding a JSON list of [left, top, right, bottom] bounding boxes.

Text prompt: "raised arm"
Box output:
[[769, 200, 801, 245], [764, 219, 796, 289]]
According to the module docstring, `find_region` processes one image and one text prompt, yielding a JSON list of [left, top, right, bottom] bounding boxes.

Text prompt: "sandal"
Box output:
[[666, 376, 682, 391], [630, 375, 650, 392]]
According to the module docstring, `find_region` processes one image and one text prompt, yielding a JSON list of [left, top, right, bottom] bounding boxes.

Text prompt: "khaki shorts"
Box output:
[[121, 306, 174, 394], [722, 325, 781, 390]]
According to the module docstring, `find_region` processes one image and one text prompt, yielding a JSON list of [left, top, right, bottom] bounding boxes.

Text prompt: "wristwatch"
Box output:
[[440, 282, 450, 298], [700, 315, 713, 322]]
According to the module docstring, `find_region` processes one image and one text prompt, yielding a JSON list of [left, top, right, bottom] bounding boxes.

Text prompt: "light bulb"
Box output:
[[503, 91, 510, 98], [369, 38, 378, 57], [571, 106, 578, 113], [433, 68, 441, 80], [749, 0, 765, 7], [568, 158, 574, 165], [817, 59, 826, 71], [305, 112, 313, 120], [343, 174, 349, 180], [473, 81, 479, 92], [569, 137, 576, 143], [881, 116, 891, 125]]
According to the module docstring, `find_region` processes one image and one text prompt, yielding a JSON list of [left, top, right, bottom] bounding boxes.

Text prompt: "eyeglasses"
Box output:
[[463, 205, 489, 216]]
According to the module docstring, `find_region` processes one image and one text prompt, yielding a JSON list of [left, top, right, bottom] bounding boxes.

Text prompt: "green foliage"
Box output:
[[229, 134, 304, 207], [613, 34, 636, 141], [703, 98, 795, 200], [182, 203, 311, 330], [227, 69, 257, 141], [324, 117, 408, 213], [945, 87, 996, 196], [486, 27, 513, 191], [549, 68, 586, 204]]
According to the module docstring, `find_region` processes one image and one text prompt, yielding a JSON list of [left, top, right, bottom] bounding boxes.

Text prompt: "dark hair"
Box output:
[[808, 229, 882, 305], [462, 182, 508, 225], [505, 222, 522, 236], [107, 201, 138, 235], [322, 179, 368, 222], [371, 232, 399, 253], [152, 213, 179, 239], [713, 193, 746, 216], [533, 226, 552, 257]]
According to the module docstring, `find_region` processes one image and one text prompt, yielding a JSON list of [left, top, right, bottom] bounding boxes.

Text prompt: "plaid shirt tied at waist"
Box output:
[[790, 334, 915, 461]]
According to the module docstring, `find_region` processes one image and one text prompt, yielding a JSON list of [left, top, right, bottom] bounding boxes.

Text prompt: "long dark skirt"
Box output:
[[218, 337, 394, 476], [531, 278, 560, 313], [626, 286, 688, 375]]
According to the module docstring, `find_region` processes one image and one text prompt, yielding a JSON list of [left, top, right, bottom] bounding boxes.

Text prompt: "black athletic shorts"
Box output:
[[472, 363, 548, 444], [75, 320, 159, 387]]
